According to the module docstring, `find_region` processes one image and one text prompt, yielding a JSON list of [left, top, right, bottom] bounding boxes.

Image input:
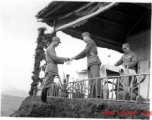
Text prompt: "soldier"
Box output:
[[114, 43, 137, 95], [114, 43, 137, 71], [41, 36, 69, 103], [71, 32, 102, 98]]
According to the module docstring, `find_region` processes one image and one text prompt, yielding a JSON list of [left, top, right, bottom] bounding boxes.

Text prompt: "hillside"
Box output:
[[2, 89, 28, 98], [1, 94, 25, 116], [11, 96, 150, 119]]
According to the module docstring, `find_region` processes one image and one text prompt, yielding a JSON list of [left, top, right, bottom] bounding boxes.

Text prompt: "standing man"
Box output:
[[114, 43, 137, 72], [41, 36, 69, 103], [71, 32, 102, 98]]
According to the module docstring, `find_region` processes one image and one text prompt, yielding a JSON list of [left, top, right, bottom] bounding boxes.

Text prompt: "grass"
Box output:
[[1, 94, 25, 117], [12, 96, 150, 119]]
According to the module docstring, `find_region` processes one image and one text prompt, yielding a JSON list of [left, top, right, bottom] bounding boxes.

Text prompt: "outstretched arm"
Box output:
[[47, 48, 69, 64], [114, 56, 123, 66], [72, 41, 94, 60]]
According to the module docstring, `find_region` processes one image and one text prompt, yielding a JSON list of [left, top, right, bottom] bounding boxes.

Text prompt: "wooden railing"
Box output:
[[43, 73, 150, 103]]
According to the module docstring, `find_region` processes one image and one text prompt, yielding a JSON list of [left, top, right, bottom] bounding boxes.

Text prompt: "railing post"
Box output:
[[81, 80, 83, 98], [147, 74, 150, 100], [70, 83, 73, 99], [117, 77, 119, 100], [100, 78, 103, 99], [138, 75, 141, 96], [96, 78, 98, 99], [56, 84, 58, 97], [112, 78, 114, 99], [91, 79, 93, 98], [70, 83, 72, 98], [130, 79, 133, 101], [123, 75, 127, 100], [87, 79, 89, 98], [107, 78, 109, 99], [71, 82, 73, 99], [78, 81, 80, 98], [103, 78, 109, 99], [73, 82, 75, 98], [53, 84, 55, 97], [83, 80, 85, 98]]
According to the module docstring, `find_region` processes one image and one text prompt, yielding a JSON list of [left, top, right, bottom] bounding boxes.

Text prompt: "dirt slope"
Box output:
[[11, 96, 150, 119]]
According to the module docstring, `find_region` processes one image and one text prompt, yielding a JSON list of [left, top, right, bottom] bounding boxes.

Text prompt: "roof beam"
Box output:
[[109, 8, 150, 22], [94, 16, 130, 28], [55, 2, 117, 31], [80, 24, 127, 40], [64, 28, 122, 45], [58, 3, 94, 20], [124, 9, 149, 38], [63, 28, 122, 52], [134, 3, 151, 9]]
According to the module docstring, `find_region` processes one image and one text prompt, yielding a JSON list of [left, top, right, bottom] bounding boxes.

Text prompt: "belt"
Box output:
[[87, 54, 98, 58], [47, 63, 57, 65]]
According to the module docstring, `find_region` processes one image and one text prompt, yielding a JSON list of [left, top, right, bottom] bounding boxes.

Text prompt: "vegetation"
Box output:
[[48, 73, 86, 98], [29, 27, 55, 96], [11, 96, 150, 119]]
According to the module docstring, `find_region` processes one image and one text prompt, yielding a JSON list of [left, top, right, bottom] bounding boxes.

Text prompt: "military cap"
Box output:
[[122, 43, 130, 49], [38, 27, 46, 31], [82, 32, 90, 37], [52, 36, 61, 43]]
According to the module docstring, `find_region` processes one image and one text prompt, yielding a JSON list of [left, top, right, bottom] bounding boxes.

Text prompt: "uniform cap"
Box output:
[[82, 32, 90, 38], [122, 43, 130, 49], [52, 36, 61, 43], [38, 27, 46, 31]]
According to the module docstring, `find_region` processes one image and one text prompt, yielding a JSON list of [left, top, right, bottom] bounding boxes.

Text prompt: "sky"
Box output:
[[0, 0, 125, 94]]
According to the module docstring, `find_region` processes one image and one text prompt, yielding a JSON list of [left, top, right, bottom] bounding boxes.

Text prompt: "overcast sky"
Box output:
[[0, 0, 135, 94]]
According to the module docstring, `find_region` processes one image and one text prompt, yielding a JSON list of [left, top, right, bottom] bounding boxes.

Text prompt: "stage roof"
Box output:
[[36, 2, 151, 52]]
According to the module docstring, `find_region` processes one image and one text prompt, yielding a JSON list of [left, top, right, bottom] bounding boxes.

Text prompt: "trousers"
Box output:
[[41, 72, 55, 102], [88, 64, 102, 98]]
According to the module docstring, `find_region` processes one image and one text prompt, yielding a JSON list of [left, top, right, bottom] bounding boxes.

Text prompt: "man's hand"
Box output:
[[114, 63, 117, 66], [70, 56, 76, 61], [64, 57, 70, 61], [122, 63, 127, 67]]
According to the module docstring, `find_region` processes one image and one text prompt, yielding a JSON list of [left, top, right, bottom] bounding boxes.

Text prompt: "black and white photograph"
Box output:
[[1, 0, 151, 119]]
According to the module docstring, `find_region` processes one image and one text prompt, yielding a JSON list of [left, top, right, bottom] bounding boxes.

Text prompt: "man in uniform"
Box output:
[[114, 43, 137, 96], [71, 32, 102, 98], [114, 43, 137, 72], [41, 36, 69, 103]]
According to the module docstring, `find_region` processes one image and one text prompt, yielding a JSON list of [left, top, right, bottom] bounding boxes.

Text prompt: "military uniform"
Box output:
[[41, 37, 66, 103], [42, 44, 66, 88], [115, 50, 137, 71], [75, 33, 102, 98]]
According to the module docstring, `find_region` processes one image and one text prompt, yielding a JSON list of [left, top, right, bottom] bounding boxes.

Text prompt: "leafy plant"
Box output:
[[51, 72, 86, 98], [29, 27, 56, 96]]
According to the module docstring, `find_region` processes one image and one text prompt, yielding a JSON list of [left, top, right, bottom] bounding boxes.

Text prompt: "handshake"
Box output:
[[64, 56, 76, 62]]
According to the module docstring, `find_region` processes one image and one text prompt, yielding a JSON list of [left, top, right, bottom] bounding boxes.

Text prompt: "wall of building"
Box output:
[[127, 30, 151, 61], [126, 30, 151, 99]]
